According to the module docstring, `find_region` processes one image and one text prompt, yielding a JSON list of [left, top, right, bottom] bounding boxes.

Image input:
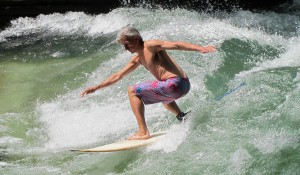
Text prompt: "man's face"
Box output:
[[121, 37, 137, 54], [124, 41, 135, 53]]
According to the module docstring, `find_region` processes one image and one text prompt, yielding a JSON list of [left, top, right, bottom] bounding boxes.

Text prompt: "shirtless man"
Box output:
[[81, 27, 216, 140]]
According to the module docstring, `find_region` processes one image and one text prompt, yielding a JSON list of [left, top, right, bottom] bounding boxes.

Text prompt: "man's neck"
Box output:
[[136, 43, 145, 56]]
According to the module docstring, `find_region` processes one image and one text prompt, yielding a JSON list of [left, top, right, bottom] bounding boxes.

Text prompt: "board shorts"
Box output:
[[133, 77, 190, 105]]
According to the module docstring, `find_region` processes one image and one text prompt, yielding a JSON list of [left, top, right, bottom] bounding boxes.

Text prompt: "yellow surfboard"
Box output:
[[72, 132, 166, 152]]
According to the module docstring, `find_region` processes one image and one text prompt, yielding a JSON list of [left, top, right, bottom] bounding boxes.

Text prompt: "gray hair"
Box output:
[[116, 26, 142, 43]]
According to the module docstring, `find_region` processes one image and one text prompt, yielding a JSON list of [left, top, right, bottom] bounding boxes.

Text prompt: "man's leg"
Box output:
[[163, 101, 182, 115], [164, 101, 190, 121], [127, 86, 150, 140]]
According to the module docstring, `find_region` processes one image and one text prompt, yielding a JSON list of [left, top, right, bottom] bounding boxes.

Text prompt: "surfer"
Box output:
[[81, 27, 216, 140]]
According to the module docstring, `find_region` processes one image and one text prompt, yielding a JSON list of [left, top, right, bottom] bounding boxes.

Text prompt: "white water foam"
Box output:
[[237, 37, 300, 77], [38, 100, 134, 149], [0, 10, 129, 42], [147, 123, 189, 153], [141, 11, 287, 49]]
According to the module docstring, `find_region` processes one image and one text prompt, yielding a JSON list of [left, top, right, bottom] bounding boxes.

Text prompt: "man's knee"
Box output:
[[128, 86, 135, 95]]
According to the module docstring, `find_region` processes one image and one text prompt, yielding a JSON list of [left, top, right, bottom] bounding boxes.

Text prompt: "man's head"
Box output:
[[116, 26, 144, 53]]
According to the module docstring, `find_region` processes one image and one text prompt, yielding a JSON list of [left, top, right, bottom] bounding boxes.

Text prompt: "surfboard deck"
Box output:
[[71, 132, 166, 152]]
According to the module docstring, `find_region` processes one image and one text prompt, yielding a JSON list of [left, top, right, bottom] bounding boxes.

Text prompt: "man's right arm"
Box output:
[[81, 55, 140, 97]]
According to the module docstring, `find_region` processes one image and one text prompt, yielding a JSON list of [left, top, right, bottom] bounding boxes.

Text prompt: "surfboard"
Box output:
[[71, 132, 166, 152]]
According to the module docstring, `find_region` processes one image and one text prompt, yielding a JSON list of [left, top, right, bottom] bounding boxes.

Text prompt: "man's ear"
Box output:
[[134, 36, 143, 45]]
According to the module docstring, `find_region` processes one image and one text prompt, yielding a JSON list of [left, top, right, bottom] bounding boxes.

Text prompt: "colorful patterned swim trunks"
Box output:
[[133, 77, 190, 105]]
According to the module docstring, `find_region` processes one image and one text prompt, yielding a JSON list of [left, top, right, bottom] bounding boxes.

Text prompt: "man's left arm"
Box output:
[[148, 40, 216, 53]]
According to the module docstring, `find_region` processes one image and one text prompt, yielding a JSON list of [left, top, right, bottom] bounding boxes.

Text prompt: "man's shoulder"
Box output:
[[144, 40, 166, 52], [145, 40, 164, 47]]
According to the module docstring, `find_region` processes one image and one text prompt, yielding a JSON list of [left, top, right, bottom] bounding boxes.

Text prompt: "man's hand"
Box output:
[[81, 86, 97, 97], [199, 45, 217, 53]]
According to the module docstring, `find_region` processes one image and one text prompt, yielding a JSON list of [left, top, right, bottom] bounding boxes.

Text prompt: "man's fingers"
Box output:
[[81, 89, 91, 97], [204, 46, 217, 53], [80, 87, 96, 97], [207, 46, 216, 52], [80, 91, 86, 97], [199, 46, 216, 53]]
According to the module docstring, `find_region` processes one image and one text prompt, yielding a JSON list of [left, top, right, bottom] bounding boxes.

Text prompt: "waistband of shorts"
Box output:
[[161, 76, 189, 81]]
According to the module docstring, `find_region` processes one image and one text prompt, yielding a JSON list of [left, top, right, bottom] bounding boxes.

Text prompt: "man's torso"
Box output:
[[137, 41, 186, 80]]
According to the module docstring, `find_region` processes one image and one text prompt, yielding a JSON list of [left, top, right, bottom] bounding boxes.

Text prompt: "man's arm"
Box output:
[[81, 55, 140, 97], [147, 40, 216, 53]]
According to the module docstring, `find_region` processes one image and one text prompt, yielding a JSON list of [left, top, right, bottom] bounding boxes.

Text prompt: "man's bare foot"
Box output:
[[128, 131, 150, 140]]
